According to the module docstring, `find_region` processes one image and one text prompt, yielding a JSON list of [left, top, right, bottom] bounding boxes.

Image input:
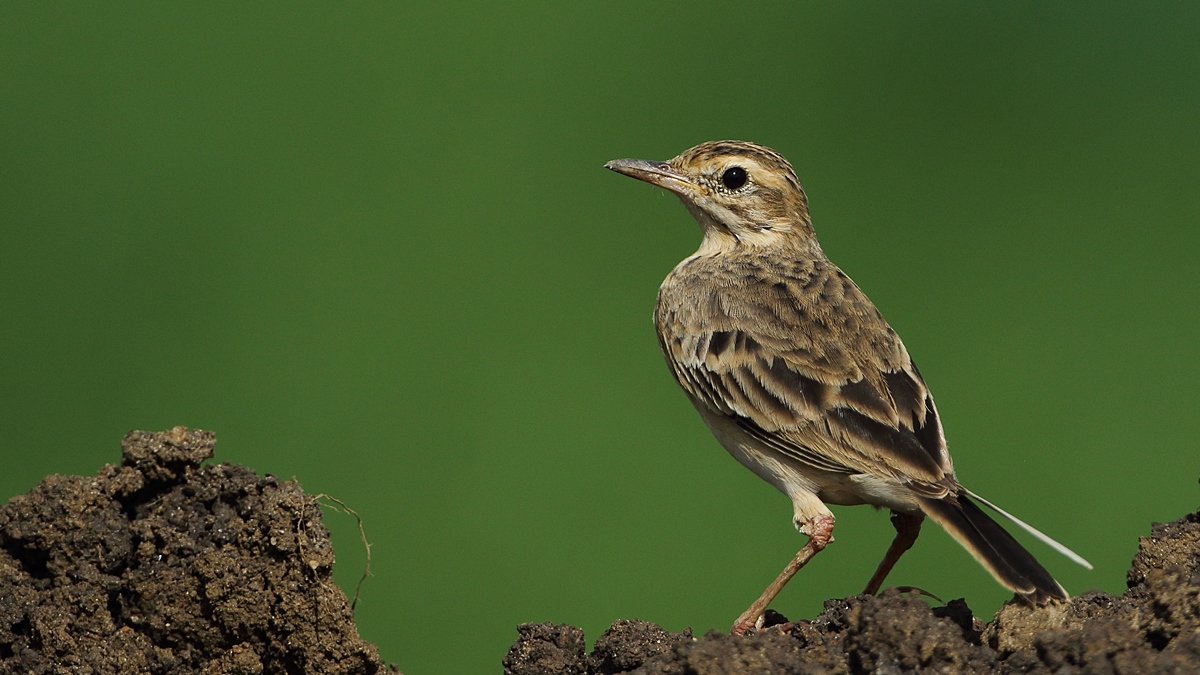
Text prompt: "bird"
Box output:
[[604, 140, 1091, 635]]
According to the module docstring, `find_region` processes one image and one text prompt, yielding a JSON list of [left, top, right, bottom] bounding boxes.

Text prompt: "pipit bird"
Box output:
[[605, 141, 1091, 635]]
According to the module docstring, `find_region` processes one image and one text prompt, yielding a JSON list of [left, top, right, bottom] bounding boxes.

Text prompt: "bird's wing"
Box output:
[[656, 262, 952, 489]]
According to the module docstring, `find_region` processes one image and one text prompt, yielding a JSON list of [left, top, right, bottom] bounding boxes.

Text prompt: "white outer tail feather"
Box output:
[[963, 488, 1094, 570]]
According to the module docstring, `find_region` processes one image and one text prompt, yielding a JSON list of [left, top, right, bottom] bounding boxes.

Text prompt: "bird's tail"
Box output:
[[916, 489, 1090, 603]]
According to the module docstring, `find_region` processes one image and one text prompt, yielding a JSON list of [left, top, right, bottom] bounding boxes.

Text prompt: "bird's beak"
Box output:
[[604, 158, 700, 196]]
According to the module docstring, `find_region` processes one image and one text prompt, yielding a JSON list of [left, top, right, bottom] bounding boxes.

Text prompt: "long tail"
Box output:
[[916, 489, 1090, 603]]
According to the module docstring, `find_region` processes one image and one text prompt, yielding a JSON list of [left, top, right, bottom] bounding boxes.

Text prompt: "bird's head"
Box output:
[[605, 140, 820, 255]]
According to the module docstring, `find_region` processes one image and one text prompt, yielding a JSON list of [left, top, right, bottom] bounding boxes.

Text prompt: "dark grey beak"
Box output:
[[604, 158, 699, 195]]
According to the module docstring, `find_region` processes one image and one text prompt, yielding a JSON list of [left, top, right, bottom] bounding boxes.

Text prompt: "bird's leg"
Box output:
[[862, 511, 924, 595], [731, 514, 834, 636]]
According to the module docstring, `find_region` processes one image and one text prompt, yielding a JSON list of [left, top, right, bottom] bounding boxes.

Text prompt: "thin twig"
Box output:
[[315, 494, 373, 613]]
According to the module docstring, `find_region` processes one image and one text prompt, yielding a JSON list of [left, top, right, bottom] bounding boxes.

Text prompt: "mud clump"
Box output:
[[505, 501, 1200, 674], [0, 427, 387, 674], [3, 428, 1197, 673]]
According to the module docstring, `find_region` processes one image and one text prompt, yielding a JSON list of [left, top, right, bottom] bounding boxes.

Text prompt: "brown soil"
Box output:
[[2, 428, 1197, 674], [505, 497, 1200, 674], [0, 427, 389, 675]]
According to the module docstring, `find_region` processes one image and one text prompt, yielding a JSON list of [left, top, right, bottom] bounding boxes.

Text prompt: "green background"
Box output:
[[2, 3, 1198, 673]]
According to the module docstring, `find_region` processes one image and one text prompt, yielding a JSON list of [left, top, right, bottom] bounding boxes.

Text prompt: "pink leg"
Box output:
[[731, 514, 834, 635], [862, 511, 923, 595]]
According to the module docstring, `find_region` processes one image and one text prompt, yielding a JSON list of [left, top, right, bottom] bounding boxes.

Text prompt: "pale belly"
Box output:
[[695, 403, 922, 520]]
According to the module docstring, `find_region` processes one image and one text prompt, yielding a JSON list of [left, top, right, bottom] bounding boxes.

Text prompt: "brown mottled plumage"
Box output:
[[605, 141, 1090, 634]]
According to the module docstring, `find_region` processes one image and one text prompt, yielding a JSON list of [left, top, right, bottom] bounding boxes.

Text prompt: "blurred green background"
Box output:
[[2, 3, 1198, 672]]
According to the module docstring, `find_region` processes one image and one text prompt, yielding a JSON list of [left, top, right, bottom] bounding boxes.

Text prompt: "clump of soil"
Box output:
[[0, 427, 388, 674], [4, 428, 1198, 674], [505, 497, 1200, 674]]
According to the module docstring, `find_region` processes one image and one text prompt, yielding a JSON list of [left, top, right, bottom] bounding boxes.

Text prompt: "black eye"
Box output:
[[721, 166, 748, 190]]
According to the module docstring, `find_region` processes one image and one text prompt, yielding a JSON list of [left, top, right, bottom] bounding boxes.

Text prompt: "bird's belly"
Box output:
[[814, 481, 869, 507], [695, 405, 853, 500], [695, 404, 921, 515], [840, 474, 921, 514]]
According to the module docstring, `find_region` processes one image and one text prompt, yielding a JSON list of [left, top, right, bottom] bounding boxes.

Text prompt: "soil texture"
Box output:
[[505, 494, 1200, 674], [0, 427, 388, 675], [3, 427, 1197, 674]]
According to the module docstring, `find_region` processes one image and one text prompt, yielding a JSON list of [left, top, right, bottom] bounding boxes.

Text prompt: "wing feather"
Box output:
[[656, 258, 953, 487]]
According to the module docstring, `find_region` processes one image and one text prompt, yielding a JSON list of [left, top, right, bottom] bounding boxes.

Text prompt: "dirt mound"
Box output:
[[505, 498, 1200, 674], [3, 428, 1197, 673], [0, 427, 388, 675]]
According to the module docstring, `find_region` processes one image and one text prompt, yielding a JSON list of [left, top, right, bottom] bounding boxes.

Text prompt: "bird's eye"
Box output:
[[721, 166, 748, 190]]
